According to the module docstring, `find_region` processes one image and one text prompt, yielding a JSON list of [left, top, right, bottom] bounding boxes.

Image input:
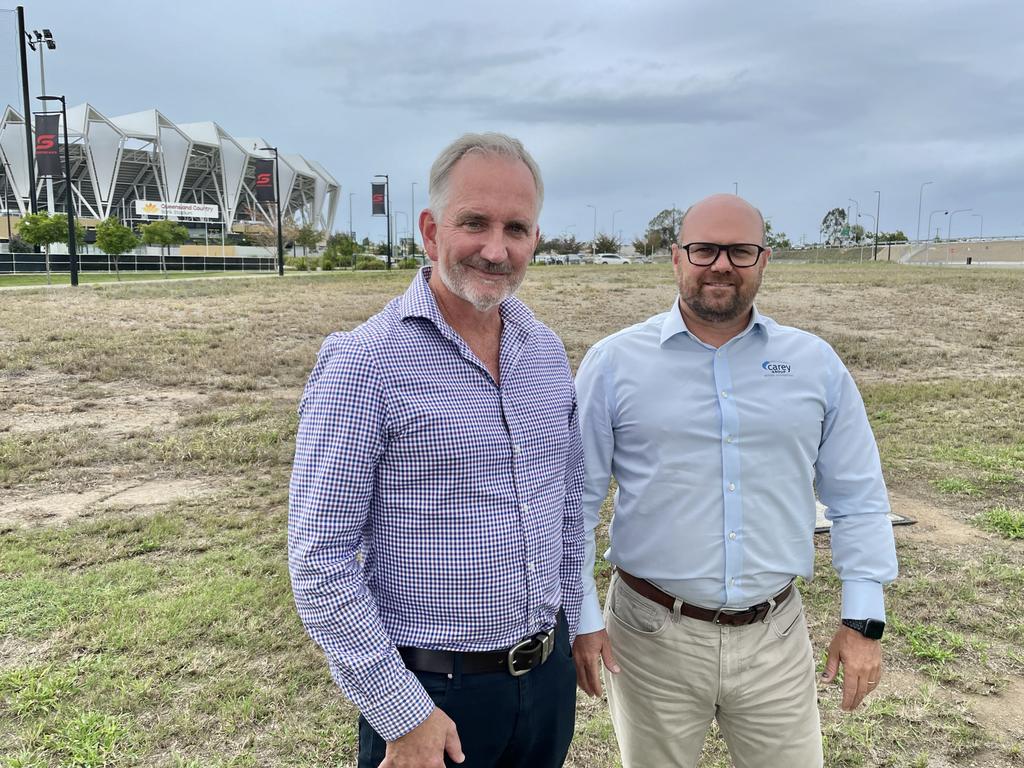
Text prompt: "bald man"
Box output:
[[572, 195, 898, 768]]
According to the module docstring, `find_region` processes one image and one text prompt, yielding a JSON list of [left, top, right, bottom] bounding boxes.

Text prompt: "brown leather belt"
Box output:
[[617, 569, 793, 626]]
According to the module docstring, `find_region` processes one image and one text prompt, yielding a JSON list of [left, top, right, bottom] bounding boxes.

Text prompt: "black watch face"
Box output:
[[863, 619, 885, 640]]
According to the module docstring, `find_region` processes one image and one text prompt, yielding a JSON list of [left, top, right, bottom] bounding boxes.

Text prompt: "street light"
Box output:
[[16, 7, 38, 214], [586, 203, 597, 258], [847, 198, 859, 244], [36, 94, 76, 285], [28, 28, 57, 214], [927, 209, 948, 241], [948, 208, 972, 241], [374, 174, 392, 269], [410, 182, 417, 251], [257, 145, 285, 276], [394, 211, 408, 257], [872, 190, 880, 260], [733, 182, 738, 195], [916, 181, 933, 243], [971, 213, 983, 238], [348, 192, 355, 240], [611, 209, 622, 245]]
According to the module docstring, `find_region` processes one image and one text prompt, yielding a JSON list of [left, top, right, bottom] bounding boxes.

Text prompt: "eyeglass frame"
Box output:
[[678, 242, 767, 268]]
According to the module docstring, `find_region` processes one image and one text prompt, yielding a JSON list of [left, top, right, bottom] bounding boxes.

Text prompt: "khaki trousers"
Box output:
[[604, 572, 823, 768]]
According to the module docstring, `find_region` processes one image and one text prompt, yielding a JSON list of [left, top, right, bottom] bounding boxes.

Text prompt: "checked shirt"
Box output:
[[288, 267, 585, 741]]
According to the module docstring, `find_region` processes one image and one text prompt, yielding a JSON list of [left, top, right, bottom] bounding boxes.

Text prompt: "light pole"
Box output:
[[394, 211, 408, 257], [374, 174, 392, 269], [847, 198, 860, 244], [733, 182, 738, 195], [348, 192, 355, 240], [258, 145, 285, 276], [858, 213, 875, 263], [948, 209, 972, 241], [586, 203, 597, 259], [410, 181, 417, 252], [916, 181, 933, 243], [16, 7, 38, 214], [971, 213, 983, 238], [36, 94, 76, 285], [872, 190, 880, 260], [927, 209, 948, 241], [611, 209, 622, 247], [28, 28, 57, 214]]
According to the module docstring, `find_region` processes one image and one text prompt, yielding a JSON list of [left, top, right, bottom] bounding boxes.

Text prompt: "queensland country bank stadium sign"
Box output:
[[134, 200, 220, 219]]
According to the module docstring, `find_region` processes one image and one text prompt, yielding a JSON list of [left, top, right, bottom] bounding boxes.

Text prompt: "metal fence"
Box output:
[[0, 250, 278, 275]]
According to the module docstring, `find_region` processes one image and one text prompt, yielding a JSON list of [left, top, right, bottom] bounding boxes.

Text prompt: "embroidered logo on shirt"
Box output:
[[761, 360, 793, 376]]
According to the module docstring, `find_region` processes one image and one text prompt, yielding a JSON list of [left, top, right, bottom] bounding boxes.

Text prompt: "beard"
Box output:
[[681, 272, 761, 323], [436, 255, 525, 312]]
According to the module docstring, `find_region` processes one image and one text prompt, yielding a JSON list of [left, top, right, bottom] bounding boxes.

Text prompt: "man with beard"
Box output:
[[290, 133, 583, 768], [571, 194, 898, 767]]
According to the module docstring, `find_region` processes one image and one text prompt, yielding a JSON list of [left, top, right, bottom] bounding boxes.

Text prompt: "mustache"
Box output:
[[460, 258, 514, 275]]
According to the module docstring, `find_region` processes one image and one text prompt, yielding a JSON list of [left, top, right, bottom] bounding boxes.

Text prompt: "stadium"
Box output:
[[0, 102, 340, 270]]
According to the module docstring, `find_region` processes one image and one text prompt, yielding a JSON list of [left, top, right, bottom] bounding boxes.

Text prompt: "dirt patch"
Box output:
[[969, 675, 1024, 741], [0, 479, 218, 529], [889, 491, 986, 547], [0, 370, 206, 438]]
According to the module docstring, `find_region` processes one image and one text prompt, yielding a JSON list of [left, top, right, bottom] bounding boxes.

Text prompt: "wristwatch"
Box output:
[[842, 618, 885, 640]]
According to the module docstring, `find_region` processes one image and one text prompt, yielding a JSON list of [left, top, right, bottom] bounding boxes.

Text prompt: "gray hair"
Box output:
[[428, 132, 544, 221]]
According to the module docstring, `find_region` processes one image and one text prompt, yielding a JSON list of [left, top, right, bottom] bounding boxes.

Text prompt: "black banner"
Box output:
[[254, 158, 275, 203], [371, 182, 387, 216], [34, 114, 62, 178]]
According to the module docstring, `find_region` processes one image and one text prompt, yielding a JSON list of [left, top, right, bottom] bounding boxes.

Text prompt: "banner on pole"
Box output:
[[254, 159, 276, 203], [34, 114, 62, 178], [371, 182, 387, 216]]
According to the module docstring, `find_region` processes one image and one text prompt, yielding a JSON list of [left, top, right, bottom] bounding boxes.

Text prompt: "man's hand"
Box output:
[[379, 707, 464, 767], [821, 624, 882, 712], [573, 629, 620, 697]]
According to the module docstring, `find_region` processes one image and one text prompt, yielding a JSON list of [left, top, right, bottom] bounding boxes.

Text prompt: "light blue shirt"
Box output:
[[576, 301, 898, 635]]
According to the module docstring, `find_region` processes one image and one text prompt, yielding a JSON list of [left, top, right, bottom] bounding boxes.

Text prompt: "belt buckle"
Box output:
[[506, 627, 555, 677]]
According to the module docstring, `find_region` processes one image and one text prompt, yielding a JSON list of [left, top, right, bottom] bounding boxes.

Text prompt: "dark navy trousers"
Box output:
[[358, 619, 577, 768]]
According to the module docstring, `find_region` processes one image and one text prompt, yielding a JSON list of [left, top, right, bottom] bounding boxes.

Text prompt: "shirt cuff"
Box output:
[[577, 588, 606, 635], [358, 666, 436, 742], [841, 580, 886, 622]]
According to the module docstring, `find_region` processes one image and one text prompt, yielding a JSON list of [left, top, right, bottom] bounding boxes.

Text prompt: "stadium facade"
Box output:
[[0, 103, 339, 241]]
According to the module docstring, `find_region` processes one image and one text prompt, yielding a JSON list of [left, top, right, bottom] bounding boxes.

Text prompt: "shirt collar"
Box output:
[[660, 298, 768, 347], [399, 265, 537, 335]]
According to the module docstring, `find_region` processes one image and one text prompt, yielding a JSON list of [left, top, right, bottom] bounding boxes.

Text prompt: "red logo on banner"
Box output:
[[256, 172, 272, 186], [35, 134, 56, 151], [373, 194, 384, 204]]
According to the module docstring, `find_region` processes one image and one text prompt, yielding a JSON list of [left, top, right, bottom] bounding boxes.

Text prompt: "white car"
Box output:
[[594, 252, 631, 265]]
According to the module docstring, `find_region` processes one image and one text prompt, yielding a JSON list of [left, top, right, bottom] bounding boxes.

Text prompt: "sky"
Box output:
[[2, 0, 1023, 246]]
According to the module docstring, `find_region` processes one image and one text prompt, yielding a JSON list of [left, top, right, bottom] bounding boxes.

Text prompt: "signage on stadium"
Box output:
[[134, 200, 220, 219]]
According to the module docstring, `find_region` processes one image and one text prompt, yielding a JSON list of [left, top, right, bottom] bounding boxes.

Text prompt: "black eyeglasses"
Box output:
[[680, 242, 766, 268]]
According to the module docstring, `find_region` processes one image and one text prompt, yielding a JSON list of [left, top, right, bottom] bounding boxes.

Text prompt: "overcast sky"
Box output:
[[3, 0, 1023, 245]]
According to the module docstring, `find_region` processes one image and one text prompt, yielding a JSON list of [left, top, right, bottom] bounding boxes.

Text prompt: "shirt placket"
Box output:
[[714, 344, 744, 606]]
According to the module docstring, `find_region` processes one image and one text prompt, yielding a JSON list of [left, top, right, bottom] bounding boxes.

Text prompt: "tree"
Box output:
[[875, 230, 908, 243], [764, 219, 791, 250], [294, 223, 322, 256], [592, 232, 620, 253], [820, 208, 848, 245], [95, 217, 139, 281], [140, 220, 190, 274], [645, 207, 683, 250], [16, 212, 84, 283], [324, 232, 356, 268]]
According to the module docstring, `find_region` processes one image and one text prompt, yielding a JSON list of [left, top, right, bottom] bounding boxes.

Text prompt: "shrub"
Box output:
[[355, 258, 386, 270], [321, 253, 336, 271], [397, 258, 420, 269]]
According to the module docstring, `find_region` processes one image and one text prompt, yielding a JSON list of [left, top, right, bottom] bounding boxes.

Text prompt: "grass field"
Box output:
[[1, 263, 1022, 767]]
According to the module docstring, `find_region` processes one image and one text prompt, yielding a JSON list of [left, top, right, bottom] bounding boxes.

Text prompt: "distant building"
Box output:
[[0, 104, 339, 239]]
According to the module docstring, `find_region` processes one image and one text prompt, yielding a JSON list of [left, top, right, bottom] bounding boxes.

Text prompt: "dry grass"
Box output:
[[1, 263, 1023, 767]]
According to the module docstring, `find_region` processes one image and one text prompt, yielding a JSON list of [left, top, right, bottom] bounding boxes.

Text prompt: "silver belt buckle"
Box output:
[[506, 627, 555, 677]]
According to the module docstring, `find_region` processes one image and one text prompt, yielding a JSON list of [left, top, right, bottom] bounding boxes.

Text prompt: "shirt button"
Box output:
[[513, 445, 521, 455], [721, 391, 729, 398], [527, 562, 535, 571], [729, 531, 737, 540], [725, 435, 734, 444], [728, 483, 736, 492], [521, 504, 529, 513], [730, 578, 736, 587]]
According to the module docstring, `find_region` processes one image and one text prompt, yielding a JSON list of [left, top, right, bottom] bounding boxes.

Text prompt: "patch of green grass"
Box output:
[[975, 506, 1024, 539], [932, 477, 983, 495]]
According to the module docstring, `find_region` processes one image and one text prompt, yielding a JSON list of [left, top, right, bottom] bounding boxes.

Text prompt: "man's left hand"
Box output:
[[821, 624, 882, 711]]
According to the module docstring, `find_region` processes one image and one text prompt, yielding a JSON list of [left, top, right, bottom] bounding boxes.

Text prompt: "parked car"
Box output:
[[566, 253, 584, 265], [594, 252, 631, 265]]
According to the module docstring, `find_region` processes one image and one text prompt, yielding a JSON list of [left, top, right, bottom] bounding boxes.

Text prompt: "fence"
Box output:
[[0, 249, 278, 275]]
